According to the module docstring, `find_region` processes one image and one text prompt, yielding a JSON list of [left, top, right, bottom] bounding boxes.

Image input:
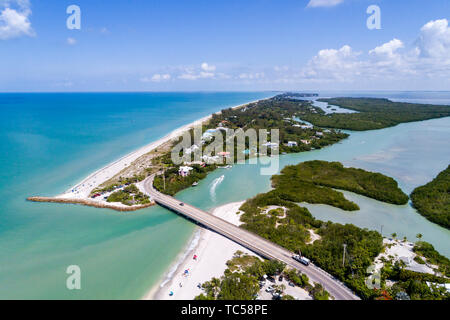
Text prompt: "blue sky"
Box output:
[[1, 0, 449, 91]]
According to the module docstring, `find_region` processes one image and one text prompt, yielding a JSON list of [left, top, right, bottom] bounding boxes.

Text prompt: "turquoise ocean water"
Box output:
[[0, 92, 272, 299], [0, 91, 449, 299]]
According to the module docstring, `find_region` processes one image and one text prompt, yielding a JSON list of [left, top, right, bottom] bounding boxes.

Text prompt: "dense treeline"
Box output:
[[410, 165, 450, 229], [107, 184, 150, 205], [237, 175, 449, 299], [206, 97, 349, 156], [300, 97, 450, 131], [238, 189, 383, 299], [301, 223, 383, 299], [269, 182, 359, 211], [239, 194, 318, 251], [273, 160, 409, 205], [195, 251, 331, 300], [153, 164, 216, 196], [195, 255, 286, 300], [154, 96, 349, 196]]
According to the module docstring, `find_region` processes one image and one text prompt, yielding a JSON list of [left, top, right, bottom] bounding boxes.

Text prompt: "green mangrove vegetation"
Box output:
[[411, 165, 450, 229], [238, 190, 383, 299], [154, 95, 349, 196], [106, 184, 150, 206], [235, 161, 448, 299], [300, 97, 450, 131], [274, 160, 409, 205], [153, 164, 217, 196], [382, 256, 450, 300], [195, 251, 330, 300], [413, 241, 450, 277]]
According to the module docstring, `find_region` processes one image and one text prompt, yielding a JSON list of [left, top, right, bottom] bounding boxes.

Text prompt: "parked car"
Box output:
[[278, 275, 283, 282], [265, 286, 274, 293], [272, 292, 282, 300]]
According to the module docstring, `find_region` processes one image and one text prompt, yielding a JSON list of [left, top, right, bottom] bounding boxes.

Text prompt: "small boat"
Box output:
[[218, 165, 232, 169], [192, 182, 198, 186]]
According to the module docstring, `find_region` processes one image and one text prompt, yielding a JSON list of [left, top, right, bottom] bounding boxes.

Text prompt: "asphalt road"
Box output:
[[144, 175, 360, 300]]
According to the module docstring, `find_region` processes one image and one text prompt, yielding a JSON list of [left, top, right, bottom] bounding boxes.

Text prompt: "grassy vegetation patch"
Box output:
[[106, 184, 150, 206]]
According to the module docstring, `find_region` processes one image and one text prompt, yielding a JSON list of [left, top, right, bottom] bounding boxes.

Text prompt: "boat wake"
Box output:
[[210, 175, 225, 202]]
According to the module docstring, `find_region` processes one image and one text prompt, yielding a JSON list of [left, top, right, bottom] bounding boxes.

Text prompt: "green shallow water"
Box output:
[[0, 92, 272, 299]]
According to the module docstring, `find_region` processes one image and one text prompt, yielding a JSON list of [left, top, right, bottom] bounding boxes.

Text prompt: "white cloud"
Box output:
[[67, 37, 77, 45], [141, 74, 171, 83], [153, 73, 171, 82], [369, 38, 404, 58], [0, 0, 34, 40], [178, 73, 198, 81], [239, 72, 265, 80], [201, 62, 216, 72], [299, 45, 362, 82], [178, 63, 217, 80], [293, 19, 450, 85], [307, 0, 344, 8], [415, 19, 450, 60]]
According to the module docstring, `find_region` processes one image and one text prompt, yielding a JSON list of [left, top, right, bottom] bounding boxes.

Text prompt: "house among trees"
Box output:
[[178, 166, 193, 177], [262, 142, 279, 149], [217, 151, 231, 158]]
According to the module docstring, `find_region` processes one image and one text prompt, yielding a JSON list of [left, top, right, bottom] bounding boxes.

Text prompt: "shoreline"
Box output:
[[143, 201, 251, 300], [27, 96, 272, 210], [26, 196, 154, 212], [61, 97, 267, 199]]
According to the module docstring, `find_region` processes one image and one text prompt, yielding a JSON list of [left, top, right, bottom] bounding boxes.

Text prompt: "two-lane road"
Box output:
[[144, 175, 359, 300]]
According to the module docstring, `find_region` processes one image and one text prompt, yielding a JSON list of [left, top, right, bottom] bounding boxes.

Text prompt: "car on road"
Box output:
[[292, 254, 310, 266], [179, 203, 184, 206], [278, 275, 283, 282]]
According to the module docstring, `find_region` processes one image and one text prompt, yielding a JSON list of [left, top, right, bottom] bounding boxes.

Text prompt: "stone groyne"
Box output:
[[27, 196, 155, 212]]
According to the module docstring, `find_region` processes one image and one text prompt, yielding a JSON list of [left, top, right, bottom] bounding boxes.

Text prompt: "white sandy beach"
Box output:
[[143, 201, 252, 300], [144, 200, 312, 301], [57, 98, 265, 201], [51, 96, 282, 300]]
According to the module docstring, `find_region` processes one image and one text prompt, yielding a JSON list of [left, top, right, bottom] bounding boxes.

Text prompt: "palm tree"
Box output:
[[210, 277, 221, 298], [416, 233, 423, 241], [391, 233, 397, 239]]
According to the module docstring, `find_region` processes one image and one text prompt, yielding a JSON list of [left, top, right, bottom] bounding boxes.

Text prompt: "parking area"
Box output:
[[257, 275, 312, 300]]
